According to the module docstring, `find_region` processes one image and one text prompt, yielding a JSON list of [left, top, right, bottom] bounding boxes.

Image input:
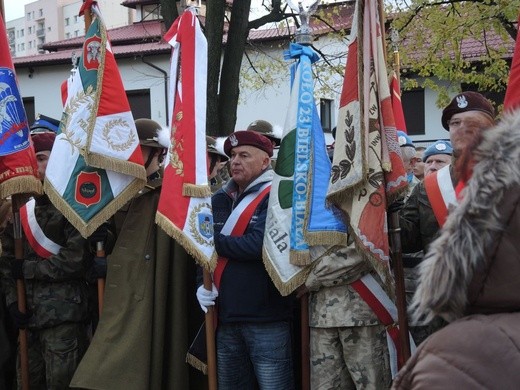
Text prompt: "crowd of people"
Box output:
[[1, 89, 519, 389]]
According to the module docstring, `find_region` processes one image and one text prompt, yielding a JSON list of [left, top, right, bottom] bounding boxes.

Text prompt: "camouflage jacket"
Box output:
[[0, 195, 90, 329], [306, 243, 381, 328]]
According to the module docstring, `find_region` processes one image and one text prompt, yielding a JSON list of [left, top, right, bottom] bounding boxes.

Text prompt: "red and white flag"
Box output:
[[0, 13, 42, 199], [326, 0, 408, 287], [44, 3, 146, 237], [390, 71, 407, 133], [156, 8, 216, 270], [504, 9, 520, 111]]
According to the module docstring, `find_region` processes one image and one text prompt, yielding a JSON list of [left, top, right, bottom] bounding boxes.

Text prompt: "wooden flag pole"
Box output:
[[12, 195, 30, 390], [378, 0, 411, 367], [203, 269, 217, 390]]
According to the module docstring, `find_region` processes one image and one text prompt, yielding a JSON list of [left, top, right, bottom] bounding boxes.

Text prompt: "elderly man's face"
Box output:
[[229, 145, 270, 192], [424, 154, 452, 176], [448, 111, 493, 153]]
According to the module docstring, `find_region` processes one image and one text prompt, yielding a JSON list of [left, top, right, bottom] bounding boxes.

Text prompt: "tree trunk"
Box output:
[[205, 0, 226, 137], [218, 0, 252, 136], [160, 0, 179, 30]]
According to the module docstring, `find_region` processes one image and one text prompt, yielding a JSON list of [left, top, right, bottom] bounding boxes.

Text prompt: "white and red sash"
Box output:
[[424, 165, 457, 227], [20, 198, 62, 259], [213, 183, 271, 289], [351, 274, 416, 378]]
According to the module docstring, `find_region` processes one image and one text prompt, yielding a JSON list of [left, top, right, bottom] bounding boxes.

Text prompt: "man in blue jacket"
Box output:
[[197, 130, 294, 390]]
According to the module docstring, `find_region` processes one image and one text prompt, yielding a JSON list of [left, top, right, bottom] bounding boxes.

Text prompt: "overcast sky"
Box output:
[[4, 0, 35, 22]]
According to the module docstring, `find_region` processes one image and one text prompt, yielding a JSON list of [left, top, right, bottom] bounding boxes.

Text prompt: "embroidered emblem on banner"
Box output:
[[0, 68, 30, 152], [75, 171, 101, 207], [83, 35, 102, 70], [189, 203, 214, 244], [102, 119, 135, 152]]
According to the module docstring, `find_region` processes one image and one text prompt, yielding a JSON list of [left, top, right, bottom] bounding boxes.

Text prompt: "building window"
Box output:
[[28, 26, 32, 34], [39, 9, 43, 17], [127, 89, 151, 119], [27, 13, 31, 21], [66, 32, 71, 39], [74, 15, 79, 23], [29, 41, 32, 49], [20, 29, 24, 37], [402, 89, 425, 136], [23, 98, 35, 126], [320, 98, 333, 133], [20, 43, 25, 51], [65, 18, 70, 26], [74, 30, 79, 37]]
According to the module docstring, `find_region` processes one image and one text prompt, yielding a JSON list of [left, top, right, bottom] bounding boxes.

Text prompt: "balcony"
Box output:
[[36, 29, 45, 37]]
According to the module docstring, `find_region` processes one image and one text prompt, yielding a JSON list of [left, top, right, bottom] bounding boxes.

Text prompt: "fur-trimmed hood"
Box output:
[[411, 110, 520, 324]]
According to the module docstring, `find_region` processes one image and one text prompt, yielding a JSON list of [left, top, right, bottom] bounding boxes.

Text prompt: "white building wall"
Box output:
[[14, 45, 451, 145]]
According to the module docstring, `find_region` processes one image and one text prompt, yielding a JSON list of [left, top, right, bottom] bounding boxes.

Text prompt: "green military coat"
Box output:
[[70, 181, 205, 390]]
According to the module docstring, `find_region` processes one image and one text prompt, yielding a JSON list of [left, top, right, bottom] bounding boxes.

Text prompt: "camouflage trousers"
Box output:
[[310, 325, 391, 390], [16, 322, 88, 390]]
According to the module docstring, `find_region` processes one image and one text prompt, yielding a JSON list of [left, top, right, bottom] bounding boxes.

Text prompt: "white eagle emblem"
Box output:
[[456, 95, 468, 108], [230, 134, 238, 147]]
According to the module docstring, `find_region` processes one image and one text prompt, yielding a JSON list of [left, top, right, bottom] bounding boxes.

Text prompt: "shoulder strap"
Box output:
[[424, 165, 456, 227], [20, 199, 63, 259], [214, 183, 271, 289]]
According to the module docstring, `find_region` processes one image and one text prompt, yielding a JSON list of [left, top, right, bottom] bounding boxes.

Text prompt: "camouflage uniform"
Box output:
[[306, 242, 392, 389], [0, 195, 89, 390]]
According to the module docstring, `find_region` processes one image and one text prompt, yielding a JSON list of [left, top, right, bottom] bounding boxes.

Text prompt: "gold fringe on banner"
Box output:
[[289, 250, 311, 266], [155, 212, 217, 272], [44, 177, 145, 238], [182, 183, 212, 198], [87, 154, 147, 182], [186, 353, 208, 375], [262, 247, 314, 296], [0, 177, 42, 200]]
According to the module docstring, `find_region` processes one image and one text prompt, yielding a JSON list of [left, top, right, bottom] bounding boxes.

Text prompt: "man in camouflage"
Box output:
[[300, 239, 392, 389], [0, 127, 90, 389]]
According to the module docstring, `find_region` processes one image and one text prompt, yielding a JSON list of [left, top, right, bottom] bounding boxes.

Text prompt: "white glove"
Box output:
[[196, 284, 218, 313]]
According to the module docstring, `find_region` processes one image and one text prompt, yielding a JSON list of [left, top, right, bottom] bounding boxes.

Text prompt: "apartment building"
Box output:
[[6, 0, 136, 57]]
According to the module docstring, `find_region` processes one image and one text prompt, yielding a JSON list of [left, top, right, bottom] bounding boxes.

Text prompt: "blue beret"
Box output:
[[397, 131, 414, 148], [423, 140, 453, 162]]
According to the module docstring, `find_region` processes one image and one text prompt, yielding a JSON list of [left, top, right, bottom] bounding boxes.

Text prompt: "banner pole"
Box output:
[[12, 195, 30, 390], [203, 270, 217, 390]]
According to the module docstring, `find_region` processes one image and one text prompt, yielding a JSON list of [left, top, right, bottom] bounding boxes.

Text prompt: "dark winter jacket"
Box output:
[[393, 110, 520, 389], [212, 169, 293, 324]]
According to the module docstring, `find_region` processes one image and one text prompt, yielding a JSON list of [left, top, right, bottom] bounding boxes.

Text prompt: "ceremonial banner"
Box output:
[[263, 43, 347, 295], [390, 71, 407, 133], [44, 4, 146, 237], [504, 8, 520, 111], [156, 9, 216, 270], [0, 13, 41, 199], [326, 0, 407, 287]]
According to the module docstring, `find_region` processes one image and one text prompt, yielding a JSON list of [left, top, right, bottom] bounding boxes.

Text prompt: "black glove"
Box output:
[[8, 303, 32, 330], [89, 224, 109, 245], [93, 256, 107, 279], [10, 259, 25, 280], [388, 198, 405, 214]]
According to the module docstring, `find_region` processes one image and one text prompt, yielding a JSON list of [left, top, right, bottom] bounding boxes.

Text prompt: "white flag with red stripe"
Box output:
[[44, 3, 146, 237], [156, 8, 216, 270]]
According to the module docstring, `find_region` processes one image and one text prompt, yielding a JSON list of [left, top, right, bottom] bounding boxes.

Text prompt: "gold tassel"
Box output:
[[182, 183, 212, 198], [290, 249, 311, 266], [185, 353, 208, 375], [87, 154, 147, 181], [0, 176, 42, 200]]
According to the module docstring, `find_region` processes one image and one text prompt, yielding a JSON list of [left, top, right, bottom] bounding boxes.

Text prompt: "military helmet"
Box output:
[[206, 136, 229, 161], [134, 118, 169, 148], [246, 119, 281, 146]]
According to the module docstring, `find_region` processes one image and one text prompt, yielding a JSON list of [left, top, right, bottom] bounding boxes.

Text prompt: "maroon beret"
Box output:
[[32, 132, 56, 153], [441, 91, 495, 130], [224, 130, 273, 157]]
